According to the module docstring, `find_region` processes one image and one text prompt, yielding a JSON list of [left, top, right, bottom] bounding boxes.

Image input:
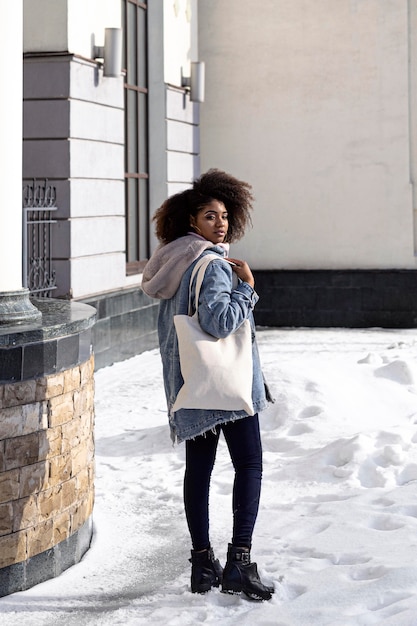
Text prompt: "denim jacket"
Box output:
[[155, 244, 268, 443]]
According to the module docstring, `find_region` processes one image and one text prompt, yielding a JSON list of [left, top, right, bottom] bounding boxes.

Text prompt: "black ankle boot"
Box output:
[[189, 546, 223, 593], [222, 544, 274, 601]]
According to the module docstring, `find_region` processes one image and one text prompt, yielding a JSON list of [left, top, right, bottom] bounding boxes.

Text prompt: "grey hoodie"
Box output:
[[141, 235, 218, 299]]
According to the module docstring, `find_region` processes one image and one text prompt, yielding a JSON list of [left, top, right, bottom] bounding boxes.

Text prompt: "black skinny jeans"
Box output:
[[184, 413, 263, 551]]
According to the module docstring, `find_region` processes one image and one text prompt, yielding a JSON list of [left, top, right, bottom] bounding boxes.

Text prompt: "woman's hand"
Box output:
[[225, 258, 255, 288]]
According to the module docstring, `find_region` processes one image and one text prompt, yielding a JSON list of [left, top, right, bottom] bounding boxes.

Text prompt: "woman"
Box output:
[[142, 169, 273, 601]]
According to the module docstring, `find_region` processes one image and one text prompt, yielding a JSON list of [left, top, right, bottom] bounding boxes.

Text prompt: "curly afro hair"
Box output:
[[153, 168, 254, 244]]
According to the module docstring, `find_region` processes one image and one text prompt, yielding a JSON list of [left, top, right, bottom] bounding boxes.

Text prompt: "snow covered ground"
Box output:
[[2, 327, 417, 625]]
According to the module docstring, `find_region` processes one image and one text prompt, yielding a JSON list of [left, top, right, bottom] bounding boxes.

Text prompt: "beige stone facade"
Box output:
[[0, 356, 95, 569]]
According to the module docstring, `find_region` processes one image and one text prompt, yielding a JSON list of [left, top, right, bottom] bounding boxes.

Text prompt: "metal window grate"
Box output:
[[23, 180, 57, 297]]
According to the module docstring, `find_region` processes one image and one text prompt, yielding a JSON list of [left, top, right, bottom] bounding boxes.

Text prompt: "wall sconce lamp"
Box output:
[[93, 28, 123, 77], [181, 61, 205, 103]]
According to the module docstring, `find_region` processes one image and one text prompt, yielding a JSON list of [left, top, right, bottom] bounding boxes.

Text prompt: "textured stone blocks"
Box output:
[[0, 355, 95, 570]]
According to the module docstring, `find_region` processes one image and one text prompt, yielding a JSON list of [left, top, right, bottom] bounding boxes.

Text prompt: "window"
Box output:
[[122, 0, 149, 274]]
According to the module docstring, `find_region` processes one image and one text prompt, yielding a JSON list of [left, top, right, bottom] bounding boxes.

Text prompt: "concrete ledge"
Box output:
[[0, 299, 96, 383], [82, 287, 159, 369]]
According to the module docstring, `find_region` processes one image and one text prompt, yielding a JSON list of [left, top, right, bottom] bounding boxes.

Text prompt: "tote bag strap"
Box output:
[[187, 254, 219, 315]]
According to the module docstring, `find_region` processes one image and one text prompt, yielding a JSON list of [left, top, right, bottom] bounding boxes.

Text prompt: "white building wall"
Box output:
[[161, 0, 201, 205], [163, 0, 198, 86], [23, 53, 125, 299], [0, 1, 24, 292], [166, 86, 200, 196], [23, 0, 202, 296], [23, 0, 125, 299], [199, 0, 417, 271], [23, 0, 120, 56]]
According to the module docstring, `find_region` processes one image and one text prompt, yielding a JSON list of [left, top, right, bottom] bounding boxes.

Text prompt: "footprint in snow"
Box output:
[[350, 564, 388, 581], [367, 515, 404, 531], [287, 422, 314, 436], [298, 405, 323, 419]]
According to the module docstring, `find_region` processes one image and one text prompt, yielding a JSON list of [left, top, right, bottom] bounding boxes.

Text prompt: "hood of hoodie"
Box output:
[[141, 234, 228, 299]]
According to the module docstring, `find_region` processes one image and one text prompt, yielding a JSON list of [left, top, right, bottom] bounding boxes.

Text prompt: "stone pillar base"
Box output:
[[0, 518, 93, 597], [0, 289, 41, 326], [0, 299, 96, 596]]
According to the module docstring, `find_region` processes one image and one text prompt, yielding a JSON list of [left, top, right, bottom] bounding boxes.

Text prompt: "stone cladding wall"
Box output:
[[0, 356, 95, 569]]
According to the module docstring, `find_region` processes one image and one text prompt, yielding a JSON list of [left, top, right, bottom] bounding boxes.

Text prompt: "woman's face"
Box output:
[[191, 200, 229, 244]]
